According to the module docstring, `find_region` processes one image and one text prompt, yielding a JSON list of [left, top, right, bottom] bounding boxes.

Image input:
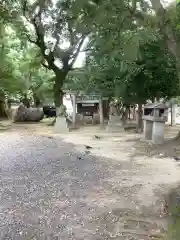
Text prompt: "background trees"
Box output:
[[20, 0, 95, 114], [0, 0, 179, 126]]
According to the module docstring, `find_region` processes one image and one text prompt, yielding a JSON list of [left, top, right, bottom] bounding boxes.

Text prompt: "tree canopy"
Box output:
[[0, 0, 179, 112]]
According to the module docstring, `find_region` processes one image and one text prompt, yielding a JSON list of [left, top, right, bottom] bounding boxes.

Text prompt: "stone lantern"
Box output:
[[142, 102, 168, 144]]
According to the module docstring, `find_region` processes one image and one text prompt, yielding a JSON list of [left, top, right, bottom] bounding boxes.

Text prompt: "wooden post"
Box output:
[[99, 97, 104, 125], [172, 103, 176, 125], [72, 94, 76, 127]]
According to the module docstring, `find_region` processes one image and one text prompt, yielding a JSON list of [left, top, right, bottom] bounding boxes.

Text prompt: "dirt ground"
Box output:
[[1, 119, 180, 239]]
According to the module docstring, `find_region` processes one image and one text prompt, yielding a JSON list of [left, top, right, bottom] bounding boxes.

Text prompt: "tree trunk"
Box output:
[[124, 106, 129, 122], [4, 99, 12, 120], [53, 70, 68, 117], [0, 90, 7, 118], [52, 70, 70, 132], [21, 94, 30, 108], [121, 107, 127, 125], [133, 105, 136, 120], [33, 92, 41, 107], [136, 103, 143, 132], [99, 97, 104, 125], [0, 101, 7, 118], [125, 109, 128, 121], [151, 97, 155, 103], [53, 79, 64, 113]]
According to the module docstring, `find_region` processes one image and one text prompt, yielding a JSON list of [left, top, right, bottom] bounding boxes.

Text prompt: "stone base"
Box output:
[[93, 113, 100, 124], [53, 117, 69, 133], [152, 121, 165, 144], [143, 120, 153, 140], [109, 115, 121, 122], [106, 119, 124, 132]]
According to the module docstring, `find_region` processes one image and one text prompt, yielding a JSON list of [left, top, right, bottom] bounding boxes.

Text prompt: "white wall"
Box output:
[[167, 104, 180, 125]]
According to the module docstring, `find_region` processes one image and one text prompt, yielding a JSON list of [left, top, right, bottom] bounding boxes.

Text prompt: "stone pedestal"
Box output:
[[109, 115, 120, 122], [93, 113, 100, 124], [99, 98, 104, 125], [106, 115, 124, 132], [152, 121, 165, 144], [143, 102, 167, 144], [53, 117, 69, 133], [75, 113, 81, 124], [72, 94, 76, 128], [172, 104, 176, 125], [143, 120, 153, 140]]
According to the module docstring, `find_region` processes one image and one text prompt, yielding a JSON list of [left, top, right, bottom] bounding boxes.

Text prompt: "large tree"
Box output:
[[67, 0, 179, 131], [21, 0, 96, 115], [125, 0, 180, 69]]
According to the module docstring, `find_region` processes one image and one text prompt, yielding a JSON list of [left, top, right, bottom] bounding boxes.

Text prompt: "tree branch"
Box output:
[[53, 12, 64, 51], [31, 80, 43, 90], [22, 0, 28, 17], [126, 0, 145, 21], [41, 60, 50, 69], [68, 36, 86, 69], [149, 0, 179, 60], [30, 16, 60, 72], [128, 0, 138, 14], [22, 0, 86, 77], [67, 20, 76, 47], [150, 0, 164, 13], [81, 48, 94, 52], [26, 34, 37, 44]]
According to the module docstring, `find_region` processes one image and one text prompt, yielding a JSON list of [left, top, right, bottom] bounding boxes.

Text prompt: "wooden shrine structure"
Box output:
[[66, 92, 108, 126]]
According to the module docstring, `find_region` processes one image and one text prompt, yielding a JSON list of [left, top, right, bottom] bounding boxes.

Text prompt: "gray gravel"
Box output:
[[0, 132, 165, 240], [0, 132, 114, 240]]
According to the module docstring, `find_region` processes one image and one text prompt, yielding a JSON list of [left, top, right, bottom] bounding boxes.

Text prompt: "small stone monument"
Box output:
[[107, 103, 124, 132], [53, 105, 69, 133], [142, 102, 168, 144]]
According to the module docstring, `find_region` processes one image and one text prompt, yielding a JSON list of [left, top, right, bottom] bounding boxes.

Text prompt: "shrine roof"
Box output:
[[144, 102, 168, 109]]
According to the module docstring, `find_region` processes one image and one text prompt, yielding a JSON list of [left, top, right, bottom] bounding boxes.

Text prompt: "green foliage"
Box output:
[[0, 25, 54, 103], [64, 0, 179, 105], [65, 5, 179, 104], [0, 0, 179, 108]]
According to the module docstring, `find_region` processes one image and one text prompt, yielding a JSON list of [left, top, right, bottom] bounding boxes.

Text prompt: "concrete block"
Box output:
[[152, 121, 165, 144], [143, 120, 153, 140], [53, 117, 69, 133], [106, 118, 124, 132]]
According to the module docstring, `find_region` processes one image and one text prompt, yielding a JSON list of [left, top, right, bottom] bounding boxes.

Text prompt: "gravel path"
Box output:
[[0, 132, 171, 239]]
